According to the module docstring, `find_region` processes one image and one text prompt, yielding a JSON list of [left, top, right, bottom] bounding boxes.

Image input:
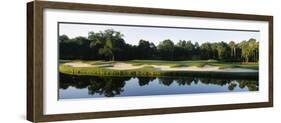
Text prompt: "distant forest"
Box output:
[[59, 29, 259, 62]]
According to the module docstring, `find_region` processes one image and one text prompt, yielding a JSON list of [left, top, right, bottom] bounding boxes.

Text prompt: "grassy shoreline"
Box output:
[[59, 60, 258, 79]]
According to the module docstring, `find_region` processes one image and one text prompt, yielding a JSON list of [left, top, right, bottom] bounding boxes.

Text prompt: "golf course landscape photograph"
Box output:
[[58, 22, 259, 99]]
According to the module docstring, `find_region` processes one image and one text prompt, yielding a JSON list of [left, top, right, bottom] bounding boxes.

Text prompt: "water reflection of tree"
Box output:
[[59, 74, 129, 97], [158, 77, 174, 86], [200, 78, 232, 86], [228, 83, 237, 91], [59, 75, 89, 89], [174, 77, 195, 86], [87, 77, 128, 97], [137, 77, 156, 86], [59, 74, 259, 97], [237, 80, 259, 91]]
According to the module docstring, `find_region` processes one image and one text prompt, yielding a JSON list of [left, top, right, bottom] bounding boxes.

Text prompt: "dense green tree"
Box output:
[[229, 41, 236, 58], [58, 35, 70, 43], [157, 39, 175, 60], [238, 38, 258, 62], [59, 35, 91, 59], [137, 40, 157, 59], [174, 40, 194, 60], [59, 29, 259, 62], [200, 42, 212, 59], [217, 41, 230, 60], [87, 29, 127, 61]]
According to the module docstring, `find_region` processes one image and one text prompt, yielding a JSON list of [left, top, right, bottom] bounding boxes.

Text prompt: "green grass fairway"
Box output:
[[124, 60, 258, 70], [59, 60, 258, 78]]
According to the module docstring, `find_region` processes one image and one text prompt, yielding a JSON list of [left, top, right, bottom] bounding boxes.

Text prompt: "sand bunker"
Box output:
[[64, 62, 258, 72], [107, 63, 144, 70], [106, 63, 258, 72], [158, 65, 257, 72], [64, 62, 94, 67]]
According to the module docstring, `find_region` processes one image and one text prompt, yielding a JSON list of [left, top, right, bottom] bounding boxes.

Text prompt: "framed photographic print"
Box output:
[[27, 1, 273, 122]]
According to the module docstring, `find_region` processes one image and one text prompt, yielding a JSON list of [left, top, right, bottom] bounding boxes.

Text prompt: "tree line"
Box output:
[[59, 29, 259, 62]]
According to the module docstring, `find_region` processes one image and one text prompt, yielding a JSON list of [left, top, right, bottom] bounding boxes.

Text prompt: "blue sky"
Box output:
[[59, 23, 260, 45]]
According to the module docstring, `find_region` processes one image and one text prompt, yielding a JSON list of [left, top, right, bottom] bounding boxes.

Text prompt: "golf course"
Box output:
[[59, 60, 258, 78], [58, 23, 261, 99], [58, 28, 260, 79]]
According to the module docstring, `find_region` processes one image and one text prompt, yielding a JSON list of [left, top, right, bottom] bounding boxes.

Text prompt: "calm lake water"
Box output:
[[59, 74, 258, 99]]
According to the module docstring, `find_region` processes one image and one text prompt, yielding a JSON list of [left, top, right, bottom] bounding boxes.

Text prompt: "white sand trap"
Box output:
[[222, 68, 258, 72], [107, 64, 258, 72], [64, 62, 94, 67], [159, 65, 220, 71], [64, 62, 114, 68], [106, 63, 144, 70], [159, 65, 258, 72], [106, 63, 170, 70], [64, 62, 258, 72]]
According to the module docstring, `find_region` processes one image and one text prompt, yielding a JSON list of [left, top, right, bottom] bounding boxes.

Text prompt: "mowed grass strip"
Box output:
[[125, 60, 258, 70]]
